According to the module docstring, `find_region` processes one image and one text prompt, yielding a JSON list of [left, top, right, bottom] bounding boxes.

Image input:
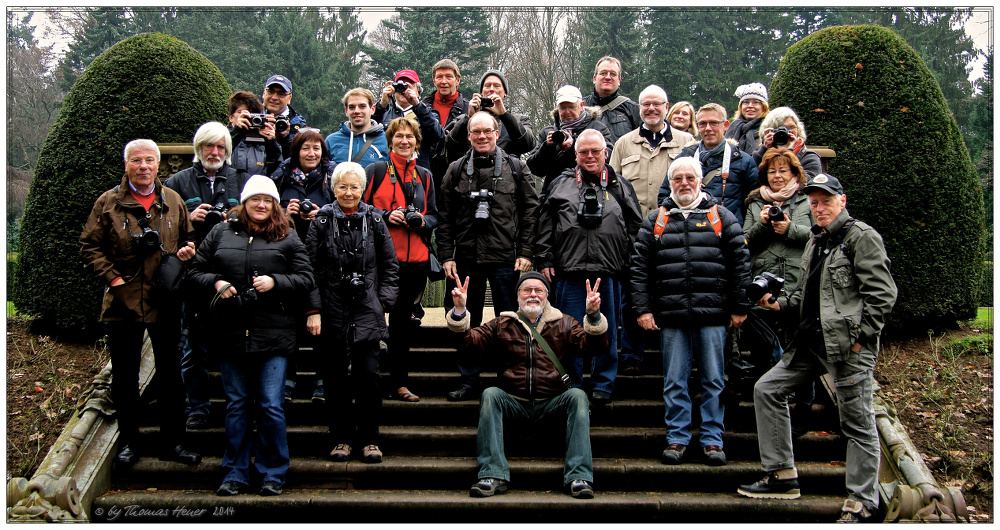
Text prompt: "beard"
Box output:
[[202, 157, 224, 172], [520, 298, 546, 320]]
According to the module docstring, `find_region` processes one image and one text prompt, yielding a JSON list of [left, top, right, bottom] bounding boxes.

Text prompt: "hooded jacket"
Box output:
[[447, 303, 608, 400], [304, 201, 399, 344], [631, 192, 751, 328], [325, 120, 389, 167], [80, 175, 195, 323], [527, 107, 616, 191]]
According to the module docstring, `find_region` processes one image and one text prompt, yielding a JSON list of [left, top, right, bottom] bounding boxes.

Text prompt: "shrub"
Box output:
[[770, 25, 987, 329], [13, 33, 230, 336]]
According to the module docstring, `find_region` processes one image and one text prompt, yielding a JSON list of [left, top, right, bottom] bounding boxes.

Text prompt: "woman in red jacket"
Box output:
[[363, 116, 438, 402]]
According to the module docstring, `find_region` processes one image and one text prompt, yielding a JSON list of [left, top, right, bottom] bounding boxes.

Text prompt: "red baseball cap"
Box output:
[[395, 69, 420, 83]]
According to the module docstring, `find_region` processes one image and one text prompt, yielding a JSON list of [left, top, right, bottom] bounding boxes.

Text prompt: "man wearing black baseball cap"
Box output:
[[739, 173, 898, 523], [262, 74, 308, 158]]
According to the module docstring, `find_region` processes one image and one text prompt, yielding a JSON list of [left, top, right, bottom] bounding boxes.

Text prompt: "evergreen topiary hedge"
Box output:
[[13, 33, 231, 336], [769, 25, 987, 329]]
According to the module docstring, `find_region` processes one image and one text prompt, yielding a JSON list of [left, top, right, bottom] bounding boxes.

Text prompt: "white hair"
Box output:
[[666, 156, 704, 181], [331, 161, 368, 191], [761, 106, 807, 141], [575, 129, 607, 152], [192, 121, 232, 164], [638, 84, 668, 104], [123, 139, 160, 162]]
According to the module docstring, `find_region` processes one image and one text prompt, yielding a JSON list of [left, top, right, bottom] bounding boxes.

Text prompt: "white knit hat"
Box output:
[[735, 82, 769, 105], [240, 174, 281, 204]]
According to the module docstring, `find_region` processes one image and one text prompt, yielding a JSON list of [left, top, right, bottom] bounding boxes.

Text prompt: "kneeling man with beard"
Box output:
[[447, 271, 608, 499]]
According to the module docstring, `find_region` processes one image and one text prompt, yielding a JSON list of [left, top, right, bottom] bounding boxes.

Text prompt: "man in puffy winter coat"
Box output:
[[535, 129, 641, 405], [632, 156, 751, 469], [326, 88, 388, 168], [447, 272, 608, 499]]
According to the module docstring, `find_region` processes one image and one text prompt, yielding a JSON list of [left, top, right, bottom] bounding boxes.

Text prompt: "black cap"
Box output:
[[516, 271, 550, 293], [802, 173, 844, 195]]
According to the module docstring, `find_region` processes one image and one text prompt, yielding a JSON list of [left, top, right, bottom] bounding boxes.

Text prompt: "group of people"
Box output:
[[80, 56, 897, 520]]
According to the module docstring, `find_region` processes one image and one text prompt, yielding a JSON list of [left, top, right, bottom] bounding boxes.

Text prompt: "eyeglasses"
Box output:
[[695, 120, 724, 129], [519, 287, 547, 295], [335, 184, 362, 192], [640, 100, 666, 108], [265, 87, 289, 97], [596, 70, 619, 78], [469, 129, 495, 137], [670, 175, 699, 183], [577, 149, 604, 157], [128, 157, 157, 166], [741, 100, 763, 107]]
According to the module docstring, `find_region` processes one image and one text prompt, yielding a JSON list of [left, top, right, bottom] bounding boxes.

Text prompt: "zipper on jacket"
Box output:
[[526, 328, 535, 399], [245, 235, 254, 349]]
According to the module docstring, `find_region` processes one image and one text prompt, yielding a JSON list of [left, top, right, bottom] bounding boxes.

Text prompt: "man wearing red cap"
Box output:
[[373, 69, 445, 173]]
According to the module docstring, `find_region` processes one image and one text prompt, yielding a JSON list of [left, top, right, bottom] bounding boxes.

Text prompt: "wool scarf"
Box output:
[[759, 178, 800, 206]]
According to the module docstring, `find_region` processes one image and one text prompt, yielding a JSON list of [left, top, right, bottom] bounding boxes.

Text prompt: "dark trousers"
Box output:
[[107, 319, 186, 450], [443, 261, 519, 387], [386, 262, 429, 391], [318, 337, 382, 447]]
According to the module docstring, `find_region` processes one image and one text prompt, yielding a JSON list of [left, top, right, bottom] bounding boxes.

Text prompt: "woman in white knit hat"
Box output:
[[725, 82, 771, 154]]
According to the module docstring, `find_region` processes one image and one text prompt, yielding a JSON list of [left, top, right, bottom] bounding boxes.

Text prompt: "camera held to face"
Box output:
[[772, 126, 791, 146], [577, 187, 604, 228], [747, 272, 785, 304], [247, 113, 270, 129], [479, 96, 494, 109], [550, 130, 569, 146], [766, 205, 784, 227], [470, 189, 494, 221], [398, 205, 423, 229], [299, 199, 315, 215], [392, 81, 408, 94]]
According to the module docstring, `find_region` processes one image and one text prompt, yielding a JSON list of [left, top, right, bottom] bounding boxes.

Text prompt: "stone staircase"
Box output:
[[90, 324, 852, 523]]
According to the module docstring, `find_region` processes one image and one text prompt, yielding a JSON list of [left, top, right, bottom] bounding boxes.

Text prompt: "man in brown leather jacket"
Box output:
[[446, 271, 607, 500]]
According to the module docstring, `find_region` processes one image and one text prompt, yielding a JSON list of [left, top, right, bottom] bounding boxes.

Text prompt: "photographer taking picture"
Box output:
[[373, 70, 444, 176]]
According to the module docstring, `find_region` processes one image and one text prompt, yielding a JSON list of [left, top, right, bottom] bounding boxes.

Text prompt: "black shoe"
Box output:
[[159, 445, 202, 465], [185, 414, 209, 430], [661, 443, 687, 465], [591, 390, 612, 405], [568, 480, 594, 499], [114, 445, 139, 467], [216, 481, 245, 496], [470, 478, 508, 498], [259, 480, 283, 496], [312, 382, 325, 404], [284, 385, 293, 402], [447, 384, 480, 402], [737, 471, 801, 500], [702, 445, 727, 466], [620, 357, 642, 376]]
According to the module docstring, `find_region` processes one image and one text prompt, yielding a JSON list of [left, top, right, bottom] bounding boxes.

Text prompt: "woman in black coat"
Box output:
[[305, 161, 399, 464], [188, 174, 315, 497]]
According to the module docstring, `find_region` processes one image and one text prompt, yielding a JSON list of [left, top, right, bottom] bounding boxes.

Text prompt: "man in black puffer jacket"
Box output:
[[632, 156, 751, 469]]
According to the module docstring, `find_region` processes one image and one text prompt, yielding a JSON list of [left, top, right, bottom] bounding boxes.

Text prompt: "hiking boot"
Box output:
[[590, 390, 612, 405], [737, 471, 801, 500], [470, 478, 508, 498], [837, 499, 873, 523], [703, 445, 727, 466], [661, 443, 687, 465], [185, 413, 209, 430], [259, 480, 283, 496], [620, 357, 641, 376], [568, 480, 594, 499], [311, 382, 325, 404], [447, 384, 480, 402], [328, 444, 351, 462], [362, 444, 383, 464]]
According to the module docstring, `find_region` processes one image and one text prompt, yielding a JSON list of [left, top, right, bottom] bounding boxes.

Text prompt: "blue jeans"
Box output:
[[553, 276, 622, 395], [618, 273, 645, 363], [179, 327, 211, 418], [476, 387, 593, 486], [219, 355, 290, 486], [445, 262, 519, 386], [660, 326, 727, 447]]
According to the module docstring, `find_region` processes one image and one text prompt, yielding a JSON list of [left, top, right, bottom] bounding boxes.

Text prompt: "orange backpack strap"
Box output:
[[707, 204, 722, 237], [653, 206, 669, 237]]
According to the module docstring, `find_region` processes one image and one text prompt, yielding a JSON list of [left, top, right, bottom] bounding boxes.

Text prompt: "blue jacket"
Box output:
[[325, 120, 389, 168], [657, 140, 759, 225]]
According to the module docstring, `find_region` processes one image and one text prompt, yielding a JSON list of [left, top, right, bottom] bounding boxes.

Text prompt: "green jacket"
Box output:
[[778, 208, 897, 362], [743, 190, 812, 293]]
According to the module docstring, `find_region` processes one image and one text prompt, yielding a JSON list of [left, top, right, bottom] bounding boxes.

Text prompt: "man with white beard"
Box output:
[[446, 271, 608, 499], [165, 121, 247, 430], [630, 156, 751, 467]]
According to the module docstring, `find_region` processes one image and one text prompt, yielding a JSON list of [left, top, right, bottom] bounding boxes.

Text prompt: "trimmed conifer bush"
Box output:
[[13, 33, 230, 336], [769, 25, 987, 329]]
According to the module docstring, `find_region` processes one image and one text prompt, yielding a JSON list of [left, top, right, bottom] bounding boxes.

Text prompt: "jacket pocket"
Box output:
[[620, 154, 641, 180], [827, 256, 854, 289]]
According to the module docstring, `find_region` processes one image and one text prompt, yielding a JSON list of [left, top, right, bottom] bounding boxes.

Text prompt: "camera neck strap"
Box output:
[[575, 166, 608, 191], [387, 159, 420, 209], [465, 147, 504, 179], [693, 142, 732, 201], [516, 313, 572, 390], [331, 213, 369, 278]]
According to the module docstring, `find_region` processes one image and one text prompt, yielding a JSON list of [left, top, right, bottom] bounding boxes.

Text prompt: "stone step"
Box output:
[[111, 456, 846, 494], [140, 425, 845, 461], [91, 488, 846, 523]]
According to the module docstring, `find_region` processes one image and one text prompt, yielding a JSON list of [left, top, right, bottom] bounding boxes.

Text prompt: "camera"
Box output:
[[132, 226, 160, 253], [204, 202, 228, 226], [577, 187, 604, 228], [399, 205, 423, 229], [479, 96, 494, 109], [247, 113, 269, 129], [470, 189, 494, 221], [392, 81, 408, 94], [766, 205, 784, 227], [550, 130, 569, 146], [273, 115, 289, 134], [746, 272, 786, 304], [299, 199, 315, 214], [345, 272, 366, 299], [772, 126, 791, 146]]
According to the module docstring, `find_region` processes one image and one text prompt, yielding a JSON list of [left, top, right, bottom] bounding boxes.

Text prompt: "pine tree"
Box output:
[[58, 7, 136, 92], [574, 8, 647, 98]]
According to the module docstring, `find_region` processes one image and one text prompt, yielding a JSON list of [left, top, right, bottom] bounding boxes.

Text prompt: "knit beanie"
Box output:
[[240, 174, 281, 204], [735, 82, 769, 106], [479, 69, 509, 95], [516, 271, 550, 293]]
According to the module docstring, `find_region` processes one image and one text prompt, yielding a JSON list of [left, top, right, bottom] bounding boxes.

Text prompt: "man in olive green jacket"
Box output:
[[738, 174, 897, 523]]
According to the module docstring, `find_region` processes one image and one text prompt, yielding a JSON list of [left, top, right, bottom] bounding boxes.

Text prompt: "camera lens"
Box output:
[[551, 130, 566, 145], [746, 277, 770, 302], [299, 199, 314, 214], [404, 210, 422, 229], [772, 127, 790, 146], [274, 118, 289, 134], [766, 206, 783, 225]]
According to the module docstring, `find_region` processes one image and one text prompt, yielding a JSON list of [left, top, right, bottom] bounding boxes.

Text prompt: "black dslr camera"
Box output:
[[204, 202, 228, 226], [766, 205, 784, 227], [772, 126, 791, 146], [747, 272, 785, 304], [577, 187, 603, 228], [273, 115, 289, 134], [399, 205, 423, 229], [470, 189, 494, 221], [550, 130, 569, 146], [299, 199, 315, 214], [392, 81, 408, 94], [345, 272, 366, 300], [132, 216, 160, 253]]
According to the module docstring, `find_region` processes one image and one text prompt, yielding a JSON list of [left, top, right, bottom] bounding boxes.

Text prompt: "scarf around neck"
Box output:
[[561, 109, 591, 133], [759, 178, 800, 205]]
